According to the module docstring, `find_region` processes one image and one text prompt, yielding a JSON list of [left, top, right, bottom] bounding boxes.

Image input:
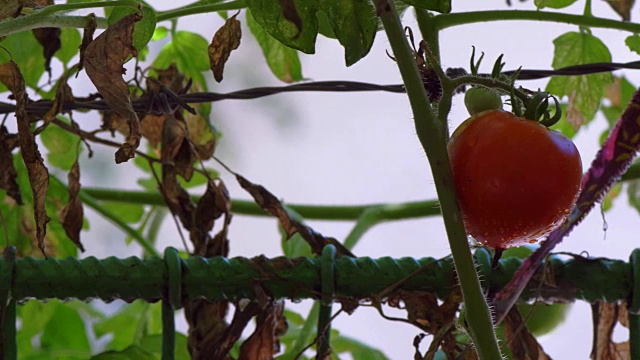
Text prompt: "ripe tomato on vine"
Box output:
[[448, 109, 582, 253]]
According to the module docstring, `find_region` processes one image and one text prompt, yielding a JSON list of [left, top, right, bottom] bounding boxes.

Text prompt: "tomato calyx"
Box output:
[[521, 91, 562, 127]]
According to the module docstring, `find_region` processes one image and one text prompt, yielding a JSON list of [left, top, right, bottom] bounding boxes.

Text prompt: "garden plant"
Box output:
[[0, 0, 640, 359]]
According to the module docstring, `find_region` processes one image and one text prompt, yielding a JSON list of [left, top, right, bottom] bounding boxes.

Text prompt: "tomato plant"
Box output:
[[448, 110, 582, 250]]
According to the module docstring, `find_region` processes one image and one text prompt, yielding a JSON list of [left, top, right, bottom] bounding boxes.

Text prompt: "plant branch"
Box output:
[[156, 0, 247, 22], [36, 0, 139, 16], [433, 10, 640, 33], [0, 14, 107, 37], [373, 1, 501, 358]]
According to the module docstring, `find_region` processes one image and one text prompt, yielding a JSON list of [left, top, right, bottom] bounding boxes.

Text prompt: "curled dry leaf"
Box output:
[[44, 71, 76, 123], [78, 13, 97, 73], [238, 300, 286, 360], [161, 114, 194, 181], [591, 301, 630, 360], [9, 61, 51, 256], [604, 0, 635, 21], [60, 160, 85, 252], [0, 62, 21, 93], [0, 126, 21, 204], [32, 0, 61, 77], [503, 307, 551, 360], [235, 174, 354, 257], [185, 113, 216, 160], [83, 12, 142, 164], [209, 13, 242, 83]]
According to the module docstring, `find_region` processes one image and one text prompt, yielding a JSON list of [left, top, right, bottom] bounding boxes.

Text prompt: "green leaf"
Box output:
[[398, 0, 451, 13], [627, 180, 640, 216], [40, 123, 81, 171], [154, 30, 209, 103], [91, 345, 156, 360], [247, 0, 318, 54], [101, 202, 145, 223], [41, 302, 91, 356], [546, 31, 613, 122], [17, 300, 58, 354], [247, 10, 303, 82], [55, 28, 82, 66], [625, 34, 640, 55], [318, 0, 377, 66], [151, 26, 169, 41], [108, 5, 157, 54], [331, 333, 389, 359], [139, 333, 190, 360], [94, 301, 150, 351], [517, 302, 571, 336], [281, 232, 312, 257], [602, 182, 622, 211], [534, 0, 579, 8], [0, 31, 46, 91]]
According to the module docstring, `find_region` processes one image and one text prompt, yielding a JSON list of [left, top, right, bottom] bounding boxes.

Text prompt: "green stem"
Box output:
[[415, 9, 440, 61], [373, 1, 501, 358], [156, 1, 247, 22], [433, 10, 640, 33], [36, 0, 139, 16], [0, 14, 107, 37], [82, 188, 441, 221], [343, 208, 384, 250], [78, 191, 160, 257]]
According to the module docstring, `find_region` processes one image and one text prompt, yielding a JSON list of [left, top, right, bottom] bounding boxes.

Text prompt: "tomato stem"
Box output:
[[374, 1, 502, 359]]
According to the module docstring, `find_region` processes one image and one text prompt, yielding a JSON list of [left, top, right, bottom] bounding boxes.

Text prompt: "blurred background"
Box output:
[[50, 0, 640, 358]]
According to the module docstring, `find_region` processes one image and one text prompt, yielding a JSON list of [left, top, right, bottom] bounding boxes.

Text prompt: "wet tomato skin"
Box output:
[[447, 110, 582, 249]]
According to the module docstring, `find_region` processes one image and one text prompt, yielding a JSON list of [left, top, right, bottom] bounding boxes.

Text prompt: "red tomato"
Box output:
[[447, 110, 582, 249]]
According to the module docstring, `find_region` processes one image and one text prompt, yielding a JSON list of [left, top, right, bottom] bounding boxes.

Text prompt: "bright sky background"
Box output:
[[71, 0, 640, 358]]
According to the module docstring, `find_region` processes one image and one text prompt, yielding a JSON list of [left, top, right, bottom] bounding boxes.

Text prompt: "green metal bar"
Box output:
[[2, 252, 633, 304]]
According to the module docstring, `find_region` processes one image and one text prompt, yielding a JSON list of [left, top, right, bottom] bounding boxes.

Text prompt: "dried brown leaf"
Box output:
[[605, 0, 635, 20], [157, 63, 187, 94], [84, 12, 142, 164], [161, 114, 193, 181], [0, 62, 21, 93], [10, 61, 50, 256], [209, 13, 241, 82], [591, 302, 631, 360], [44, 73, 75, 123], [140, 114, 165, 148], [32, 28, 61, 76], [185, 299, 233, 360], [185, 113, 216, 160], [0, 126, 21, 204], [239, 300, 286, 360], [60, 160, 85, 252], [235, 174, 354, 257], [503, 307, 551, 360], [78, 13, 97, 73], [0, 0, 20, 20]]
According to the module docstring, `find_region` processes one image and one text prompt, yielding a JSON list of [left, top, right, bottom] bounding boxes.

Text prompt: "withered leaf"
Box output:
[[0, 62, 21, 93], [32, 27, 61, 76], [279, 0, 303, 38], [605, 0, 634, 21], [140, 114, 165, 148], [191, 180, 231, 253], [503, 307, 551, 360], [0, 0, 20, 21], [44, 72, 76, 123], [157, 63, 186, 94], [161, 114, 193, 181], [591, 301, 631, 360], [10, 61, 51, 256], [0, 126, 21, 204], [235, 174, 354, 257], [238, 300, 286, 360], [209, 13, 241, 83], [185, 113, 216, 160], [78, 13, 97, 73], [60, 160, 85, 252], [84, 12, 142, 164]]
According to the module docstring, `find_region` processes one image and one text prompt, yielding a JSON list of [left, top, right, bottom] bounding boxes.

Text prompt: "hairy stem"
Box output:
[[0, 14, 107, 37], [373, 1, 501, 358], [433, 10, 640, 33]]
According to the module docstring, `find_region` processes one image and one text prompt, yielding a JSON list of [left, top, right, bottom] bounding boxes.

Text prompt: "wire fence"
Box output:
[[1, 60, 639, 116]]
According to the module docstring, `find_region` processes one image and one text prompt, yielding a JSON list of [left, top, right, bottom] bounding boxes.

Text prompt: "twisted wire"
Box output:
[[0, 61, 638, 116]]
